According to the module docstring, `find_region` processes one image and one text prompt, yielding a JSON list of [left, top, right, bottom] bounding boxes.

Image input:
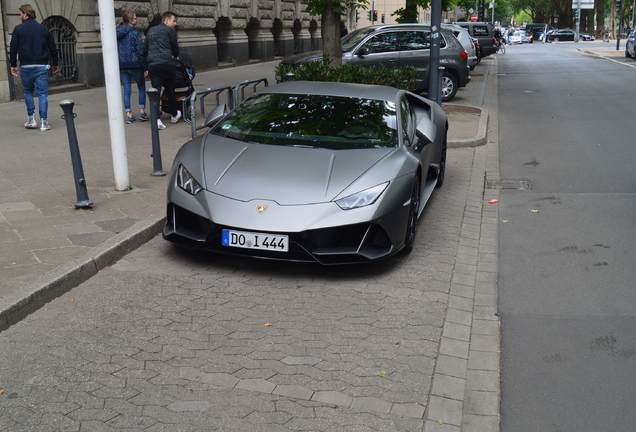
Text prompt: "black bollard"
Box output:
[[60, 100, 94, 208], [147, 88, 166, 176]]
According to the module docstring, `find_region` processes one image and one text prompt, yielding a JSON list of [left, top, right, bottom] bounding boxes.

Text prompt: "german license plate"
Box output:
[[222, 229, 289, 252]]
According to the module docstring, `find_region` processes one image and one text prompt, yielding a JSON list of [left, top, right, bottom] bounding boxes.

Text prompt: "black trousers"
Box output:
[[148, 63, 177, 117]]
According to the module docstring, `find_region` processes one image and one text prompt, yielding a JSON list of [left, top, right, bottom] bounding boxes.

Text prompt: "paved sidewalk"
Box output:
[[0, 60, 490, 329], [0, 57, 499, 431]]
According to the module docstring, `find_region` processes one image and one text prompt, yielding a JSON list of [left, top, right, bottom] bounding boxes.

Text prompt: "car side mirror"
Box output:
[[415, 117, 437, 145], [204, 104, 227, 128], [357, 47, 369, 57]]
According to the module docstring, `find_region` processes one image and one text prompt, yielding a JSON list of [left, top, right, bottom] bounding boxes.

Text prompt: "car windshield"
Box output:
[[341, 27, 377, 52], [211, 92, 398, 150]]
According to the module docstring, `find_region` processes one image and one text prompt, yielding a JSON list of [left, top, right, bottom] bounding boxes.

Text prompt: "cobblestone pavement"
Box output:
[[0, 57, 501, 431]]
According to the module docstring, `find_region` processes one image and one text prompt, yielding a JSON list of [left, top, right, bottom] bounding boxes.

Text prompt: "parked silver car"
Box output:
[[626, 29, 636, 59], [163, 81, 448, 264], [443, 24, 479, 70], [278, 24, 471, 102]]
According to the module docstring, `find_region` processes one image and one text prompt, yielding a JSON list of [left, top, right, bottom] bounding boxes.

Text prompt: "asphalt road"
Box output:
[[498, 41, 636, 431]]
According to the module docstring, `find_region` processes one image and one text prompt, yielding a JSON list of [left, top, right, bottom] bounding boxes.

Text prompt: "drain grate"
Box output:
[[487, 180, 531, 190]]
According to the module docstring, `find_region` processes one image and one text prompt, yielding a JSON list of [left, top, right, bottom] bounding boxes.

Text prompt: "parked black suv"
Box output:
[[452, 22, 497, 57], [278, 24, 471, 102]]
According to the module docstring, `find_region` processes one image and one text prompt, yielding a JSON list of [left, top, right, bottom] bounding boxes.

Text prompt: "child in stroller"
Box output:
[[161, 52, 195, 118]]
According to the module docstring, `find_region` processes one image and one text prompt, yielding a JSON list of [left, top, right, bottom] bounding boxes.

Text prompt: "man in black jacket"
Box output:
[[9, 4, 59, 132], [143, 11, 180, 130]]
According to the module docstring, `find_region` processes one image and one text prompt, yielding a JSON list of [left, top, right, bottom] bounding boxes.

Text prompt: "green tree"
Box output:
[[392, 0, 456, 23], [305, 0, 369, 67]]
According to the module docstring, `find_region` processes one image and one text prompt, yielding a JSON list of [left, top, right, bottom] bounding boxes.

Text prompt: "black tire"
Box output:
[[441, 72, 458, 103], [402, 176, 420, 254], [553, 36, 560, 42], [475, 48, 482, 66], [435, 132, 447, 189]]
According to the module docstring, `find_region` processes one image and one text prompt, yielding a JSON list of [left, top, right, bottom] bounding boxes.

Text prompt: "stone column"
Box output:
[[218, 28, 250, 65], [294, 27, 312, 54], [247, 27, 275, 60]]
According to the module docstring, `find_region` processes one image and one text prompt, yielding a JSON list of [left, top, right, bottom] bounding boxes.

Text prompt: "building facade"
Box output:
[[1, 0, 323, 103], [1, 0, 469, 104]]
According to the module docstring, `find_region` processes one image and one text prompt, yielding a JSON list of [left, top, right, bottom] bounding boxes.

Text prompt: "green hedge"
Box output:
[[275, 56, 419, 91]]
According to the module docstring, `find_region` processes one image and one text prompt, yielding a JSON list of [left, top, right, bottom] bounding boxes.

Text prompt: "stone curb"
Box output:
[[0, 211, 166, 331], [447, 104, 489, 149]]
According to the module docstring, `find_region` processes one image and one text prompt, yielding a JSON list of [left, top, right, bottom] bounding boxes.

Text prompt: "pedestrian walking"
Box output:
[[143, 11, 180, 130], [340, 20, 348, 38], [9, 4, 59, 132], [117, 10, 148, 124]]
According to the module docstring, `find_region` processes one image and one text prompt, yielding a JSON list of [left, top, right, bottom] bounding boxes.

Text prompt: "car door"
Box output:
[[348, 31, 400, 70], [397, 30, 432, 85]]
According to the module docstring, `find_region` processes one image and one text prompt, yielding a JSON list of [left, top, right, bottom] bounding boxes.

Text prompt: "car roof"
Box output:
[[258, 81, 402, 101]]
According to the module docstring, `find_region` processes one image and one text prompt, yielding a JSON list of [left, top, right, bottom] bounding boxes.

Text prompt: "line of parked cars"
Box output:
[[278, 23, 476, 102], [161, 22, 501, 265]]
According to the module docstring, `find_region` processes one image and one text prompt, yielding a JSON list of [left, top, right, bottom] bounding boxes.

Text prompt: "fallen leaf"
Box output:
[[264, 323, 273, 327], [502, 220, 509, 223], [531, 210, 539, 213], [71, 298, 75, 302], [0, 390, 4, 395], [438, 419, 445, 425], [377, 371, 387, 377]]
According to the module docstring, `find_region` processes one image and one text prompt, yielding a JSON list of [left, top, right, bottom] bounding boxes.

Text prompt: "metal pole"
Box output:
[[617, 0, 624, 50], [60, 100, 94, 208], [147, 88, 166, 176], [97, 0, 129, 191], [428, 0, 442, 106]]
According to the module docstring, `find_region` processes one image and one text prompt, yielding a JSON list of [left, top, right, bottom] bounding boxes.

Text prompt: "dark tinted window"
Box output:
[[472, 25, 490, 36], [361, 32, 399, 54], [212, 93, 398, 150], [400, 31, 446, 50]]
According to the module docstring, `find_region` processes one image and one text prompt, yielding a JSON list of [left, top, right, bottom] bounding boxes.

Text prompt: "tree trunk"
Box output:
[[322, 0, 343, 67], [595, 0, 605, 38]]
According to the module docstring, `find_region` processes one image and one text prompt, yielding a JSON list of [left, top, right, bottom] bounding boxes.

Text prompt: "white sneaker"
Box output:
[[170, 110, 181, 124], [24, 116, 37, 129], [157, 120, 166, 130], [40, 119, 50, 132]]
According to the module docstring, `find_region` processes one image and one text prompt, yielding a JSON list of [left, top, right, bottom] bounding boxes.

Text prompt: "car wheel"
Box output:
[[626, 49, 631, 58], [579, 36, 584, 41], [553, 36, 560, 42], [441, 72, 458, 102], [475, 49, 482, 65], [435, 132, 447, 189], [402, 176, 420, 254]]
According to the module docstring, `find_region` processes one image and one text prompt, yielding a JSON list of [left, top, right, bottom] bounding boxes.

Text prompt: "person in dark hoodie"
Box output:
[[9, 4, 59, 132], [143, 11, 180, 130], [117, 11, 148, 124]]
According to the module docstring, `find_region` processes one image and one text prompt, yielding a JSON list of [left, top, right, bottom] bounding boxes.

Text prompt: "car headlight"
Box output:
[[336, 182, 389, 210], [176, 163, 203, 195]]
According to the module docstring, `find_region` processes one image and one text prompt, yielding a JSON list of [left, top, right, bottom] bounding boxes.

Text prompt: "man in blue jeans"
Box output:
[[9, 4, 59, 132]]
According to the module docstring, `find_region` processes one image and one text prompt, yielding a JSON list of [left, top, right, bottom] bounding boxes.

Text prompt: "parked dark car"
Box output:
[[453, 22, 497, 57], [546, 29, 579, 42], [278, 24, 471, 102]]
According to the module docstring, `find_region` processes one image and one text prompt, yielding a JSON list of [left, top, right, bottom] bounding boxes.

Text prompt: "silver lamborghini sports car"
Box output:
[[163, 81, 447, 264]]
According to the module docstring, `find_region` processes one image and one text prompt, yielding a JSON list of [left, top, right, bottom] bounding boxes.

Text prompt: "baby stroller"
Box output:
[[161, 51, 196, 116]]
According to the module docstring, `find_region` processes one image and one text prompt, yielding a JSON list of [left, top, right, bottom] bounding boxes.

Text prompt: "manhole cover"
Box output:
[[487, 180, 531, 190]]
